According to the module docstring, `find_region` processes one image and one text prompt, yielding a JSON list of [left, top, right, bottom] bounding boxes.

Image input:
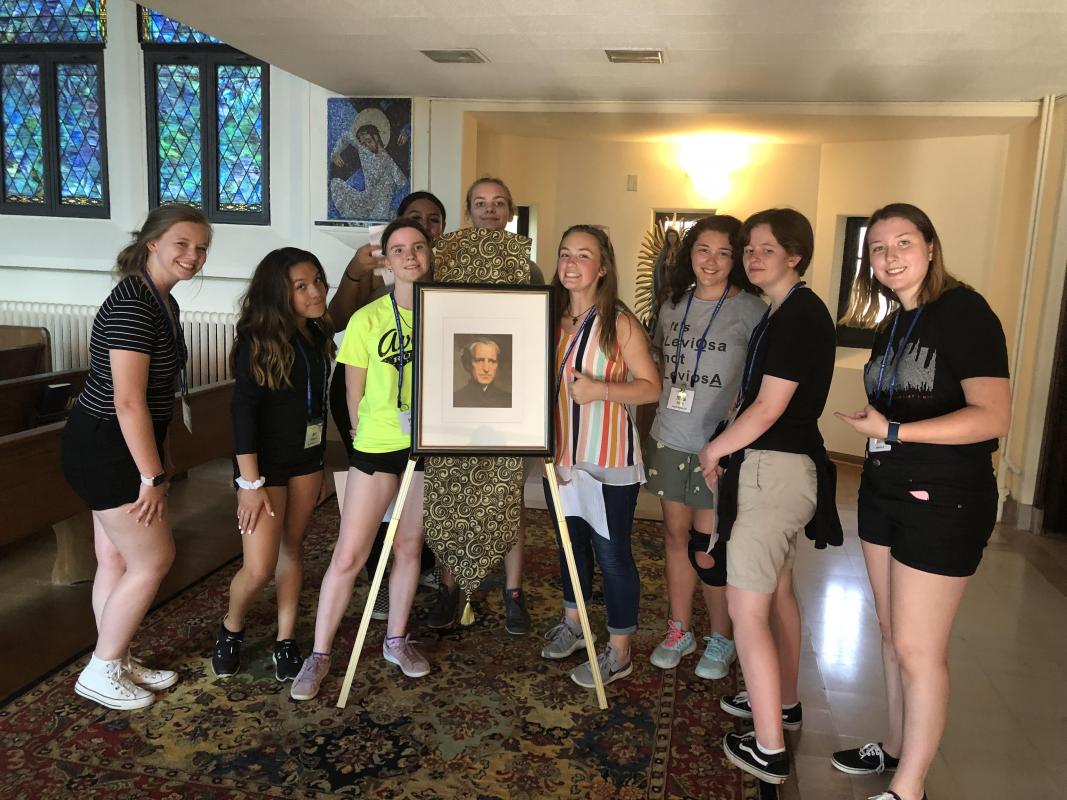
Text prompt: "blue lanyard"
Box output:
[[555, 308, 597, 399], [875, 306, 923, 411], [293, 334, 328, 421], [738, 281, 805, 402], [671, 285, 730, 387], [141, 268, 188, 397], [389, 293, 409, 410]]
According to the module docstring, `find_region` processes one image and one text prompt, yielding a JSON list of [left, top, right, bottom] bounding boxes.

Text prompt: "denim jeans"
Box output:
[[543, 479, 641, 634]]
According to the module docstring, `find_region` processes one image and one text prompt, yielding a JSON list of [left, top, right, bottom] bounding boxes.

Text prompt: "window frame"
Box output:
[[141, 44, 269, 225], [835, 215, 878, 350], [0, 43, 110, 218]]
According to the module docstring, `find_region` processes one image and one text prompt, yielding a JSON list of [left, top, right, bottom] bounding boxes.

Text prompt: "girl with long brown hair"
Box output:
[[212, 248, 335, 681], [539, 224, 660, 688], [61, 204, 212, 710]]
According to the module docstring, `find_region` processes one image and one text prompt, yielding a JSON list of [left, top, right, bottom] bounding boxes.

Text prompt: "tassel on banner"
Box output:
[[460, 598, 475, 626]]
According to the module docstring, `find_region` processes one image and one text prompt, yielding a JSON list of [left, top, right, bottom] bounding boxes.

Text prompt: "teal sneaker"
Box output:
[[695, 632, 736, 680]]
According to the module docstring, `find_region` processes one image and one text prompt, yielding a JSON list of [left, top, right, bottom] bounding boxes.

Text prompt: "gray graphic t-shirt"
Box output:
[[650, 290, 767, 453]]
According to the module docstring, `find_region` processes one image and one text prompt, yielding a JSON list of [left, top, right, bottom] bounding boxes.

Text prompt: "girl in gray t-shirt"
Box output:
[[645, 216, 766, 681]]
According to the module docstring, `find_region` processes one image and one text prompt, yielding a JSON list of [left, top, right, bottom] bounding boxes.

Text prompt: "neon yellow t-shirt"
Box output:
[[336, 293, 413, 453]]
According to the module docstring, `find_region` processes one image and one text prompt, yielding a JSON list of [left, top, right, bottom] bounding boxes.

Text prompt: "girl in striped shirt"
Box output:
[[540, 225, 660, 688]]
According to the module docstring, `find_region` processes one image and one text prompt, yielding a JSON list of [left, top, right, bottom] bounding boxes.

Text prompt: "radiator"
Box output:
[[0, 301, 238, 388]]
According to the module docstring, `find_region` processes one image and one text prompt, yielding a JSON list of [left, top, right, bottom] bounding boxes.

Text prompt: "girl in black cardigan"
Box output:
[[213, 248, 335, 681]]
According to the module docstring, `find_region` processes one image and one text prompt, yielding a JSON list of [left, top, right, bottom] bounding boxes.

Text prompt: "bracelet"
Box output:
[[343, 269, 362, 283], [235, 476, 266, 491], [603, 383, 609, 402]]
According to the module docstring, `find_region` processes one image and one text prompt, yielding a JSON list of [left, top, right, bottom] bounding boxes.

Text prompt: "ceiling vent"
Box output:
[[604, 49, 664, 64], [420, 49, 488, 64]]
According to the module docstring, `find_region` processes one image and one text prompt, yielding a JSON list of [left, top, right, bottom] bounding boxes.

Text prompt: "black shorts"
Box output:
[[858, 456, 997, 577], [348, 447, 424, 477], [232, 452, 323, 489], [61, 405, 168, 512]]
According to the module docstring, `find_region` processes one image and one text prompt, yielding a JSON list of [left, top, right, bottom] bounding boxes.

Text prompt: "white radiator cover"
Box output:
[[0, 301, 238, 388]]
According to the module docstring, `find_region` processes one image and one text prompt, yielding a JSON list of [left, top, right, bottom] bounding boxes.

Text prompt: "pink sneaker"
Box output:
[[382, 635, 430, 678], [290, 652, 330, 701]]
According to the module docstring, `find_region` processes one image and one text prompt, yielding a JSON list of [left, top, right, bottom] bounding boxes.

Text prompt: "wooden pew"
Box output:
[[0, 380, 234, 583], [0, 325, 52, 379], [0, 369, 87, 436]]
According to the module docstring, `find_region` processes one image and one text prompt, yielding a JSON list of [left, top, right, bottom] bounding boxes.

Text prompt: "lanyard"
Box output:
[[389, 292, 409, 410], [293, 334, 328, 421], [738, 281, 805, 404], [875, 306, 924, 411], [141, 268, 188, 397], [671, 285, 730, 387], [555, 308, 597, 399]]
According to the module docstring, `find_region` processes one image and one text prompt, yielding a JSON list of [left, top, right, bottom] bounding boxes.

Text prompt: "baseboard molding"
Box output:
[[1002, 497, 1067, 537], [828, 450, 864, 467]]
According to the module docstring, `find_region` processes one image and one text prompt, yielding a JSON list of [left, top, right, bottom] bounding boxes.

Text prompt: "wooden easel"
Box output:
[[336, 457, 609, 711]]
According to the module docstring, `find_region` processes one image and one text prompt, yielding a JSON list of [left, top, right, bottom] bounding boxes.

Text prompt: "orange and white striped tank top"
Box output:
[[555, 312, 645, 484]]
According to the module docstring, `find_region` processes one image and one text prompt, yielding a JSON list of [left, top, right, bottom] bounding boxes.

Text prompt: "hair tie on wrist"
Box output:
[[343, 270, 361, 282]]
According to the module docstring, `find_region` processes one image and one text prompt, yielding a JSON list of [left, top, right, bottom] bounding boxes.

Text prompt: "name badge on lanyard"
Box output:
[[294, 336, 328, 450], [668, 286, 729, 413], [390, 293, 412, 435], [868, 307, 924, 455], [667, 386, 694, 413]]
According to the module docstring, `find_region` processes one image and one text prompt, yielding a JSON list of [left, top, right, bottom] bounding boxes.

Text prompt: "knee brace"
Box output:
[[688, 528, 727, 587]]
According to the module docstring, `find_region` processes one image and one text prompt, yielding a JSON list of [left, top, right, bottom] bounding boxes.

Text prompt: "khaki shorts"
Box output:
[[644, 438, 715, 510], [727, 449, 817, 594]]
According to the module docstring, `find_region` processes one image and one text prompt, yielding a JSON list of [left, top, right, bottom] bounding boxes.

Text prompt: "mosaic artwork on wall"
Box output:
[[0, 0, 106, 44], [326, 97, 411, 222]]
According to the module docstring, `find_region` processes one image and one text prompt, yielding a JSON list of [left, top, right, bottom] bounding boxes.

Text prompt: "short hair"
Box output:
[[380, 217, 431, 251], [740, 208, 815, 277], [460, 337, 501, 373]]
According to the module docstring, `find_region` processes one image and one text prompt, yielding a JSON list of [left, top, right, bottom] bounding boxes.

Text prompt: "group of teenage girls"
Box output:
[[60, 170, 1009, 800]]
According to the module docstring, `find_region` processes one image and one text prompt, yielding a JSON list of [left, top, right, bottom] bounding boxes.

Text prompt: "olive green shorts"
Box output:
[[644, 438, 715, 510]]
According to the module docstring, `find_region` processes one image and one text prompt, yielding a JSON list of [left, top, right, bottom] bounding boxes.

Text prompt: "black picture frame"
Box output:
[[411, 283, 554, 457]]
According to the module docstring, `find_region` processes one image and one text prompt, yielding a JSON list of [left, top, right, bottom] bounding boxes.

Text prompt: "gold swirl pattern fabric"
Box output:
[[424, 228, 532, 602]]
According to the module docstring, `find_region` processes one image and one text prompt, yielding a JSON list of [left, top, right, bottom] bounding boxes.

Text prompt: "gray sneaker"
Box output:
[[541, 618, 594, 659], [290, 652, 330, 701], [383, 635, 430, 678], [649, 618, 696, 669], [570, 643, 632, 689], [695, 632, 736, 680]]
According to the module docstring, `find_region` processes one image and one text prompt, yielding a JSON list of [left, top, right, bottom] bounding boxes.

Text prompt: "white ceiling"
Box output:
[[148, 0, 1067, 103]]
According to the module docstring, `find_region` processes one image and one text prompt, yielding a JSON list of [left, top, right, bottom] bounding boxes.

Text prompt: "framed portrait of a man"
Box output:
[[413, 285, 552, 456]]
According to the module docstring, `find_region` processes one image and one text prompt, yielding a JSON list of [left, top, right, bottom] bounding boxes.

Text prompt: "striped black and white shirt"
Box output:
[[77, 276, 183, 422]]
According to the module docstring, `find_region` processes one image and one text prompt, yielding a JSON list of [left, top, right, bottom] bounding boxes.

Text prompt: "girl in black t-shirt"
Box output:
[[834, 203, 1010, 800], [698, 208, 839, 786], [212, 248, 335, 682], [61, 204, 212, 711]]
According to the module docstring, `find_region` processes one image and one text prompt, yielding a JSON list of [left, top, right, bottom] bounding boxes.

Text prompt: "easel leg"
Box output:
[[543, 460, 609, 711], [336, 459, 418, 709]]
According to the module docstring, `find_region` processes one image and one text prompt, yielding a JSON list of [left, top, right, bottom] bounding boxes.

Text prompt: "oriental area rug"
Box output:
[[0, 506, 772, 800]]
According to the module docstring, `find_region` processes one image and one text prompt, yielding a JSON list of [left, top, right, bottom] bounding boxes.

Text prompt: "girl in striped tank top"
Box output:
[[540, 225, 660, 689]]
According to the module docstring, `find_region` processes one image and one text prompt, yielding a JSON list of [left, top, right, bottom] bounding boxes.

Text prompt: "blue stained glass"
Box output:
[[0, 0, 106, 44], [216, 64, 262, 212], [141, 8, 221, 45], [56, 62, 103, 205], [155, 63, 202, 206], [1, 62, 44, 203]]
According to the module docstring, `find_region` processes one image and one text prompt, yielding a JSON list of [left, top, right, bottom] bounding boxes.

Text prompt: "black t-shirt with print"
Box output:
[[739, 286, 837, 453], [864, 285, 1008, 464]]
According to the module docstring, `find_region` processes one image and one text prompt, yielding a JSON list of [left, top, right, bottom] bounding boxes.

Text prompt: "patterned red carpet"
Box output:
[[0, 505, 767, 799]]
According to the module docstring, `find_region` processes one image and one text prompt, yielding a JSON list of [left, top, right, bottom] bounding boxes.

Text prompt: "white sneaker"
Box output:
[[75, 654, 154, 710], [124, 652, 178, 691]]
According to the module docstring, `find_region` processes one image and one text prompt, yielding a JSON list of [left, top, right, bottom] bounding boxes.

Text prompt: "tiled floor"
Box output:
[[2, 458, 1065, 799]]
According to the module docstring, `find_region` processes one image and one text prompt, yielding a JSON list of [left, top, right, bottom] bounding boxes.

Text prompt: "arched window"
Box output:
[[139, 6, 268, 224], [0, 0, 109, 217]]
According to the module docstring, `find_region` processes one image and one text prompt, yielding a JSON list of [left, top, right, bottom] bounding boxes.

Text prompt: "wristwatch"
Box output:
[[235, 475, 267, 490], [886, 421, 901, 444], [140, 472, 167, 487]]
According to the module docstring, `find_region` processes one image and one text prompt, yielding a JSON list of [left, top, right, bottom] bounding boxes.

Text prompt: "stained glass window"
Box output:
[[139, 7, 220, 45], [56, 62, 103, 205], [0, 0, 106, 45], [1, 62, 43, 203], [143, 17, 269, 223]]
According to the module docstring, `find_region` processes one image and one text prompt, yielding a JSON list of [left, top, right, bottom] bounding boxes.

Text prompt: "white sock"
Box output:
[[756, 740, 785, 755], [781, 701, 799, 710], [89, 653, 119, 668]]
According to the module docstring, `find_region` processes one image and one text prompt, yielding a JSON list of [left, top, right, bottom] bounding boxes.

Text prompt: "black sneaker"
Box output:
[[272, 639, 303, 682], [832, 741, 899, 775], [722, 731, 790, 784], [211, 622, 243, 677], [426, 584, 460, 629], [502, 587, 530, 636], [720, 690, 803, 731]]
